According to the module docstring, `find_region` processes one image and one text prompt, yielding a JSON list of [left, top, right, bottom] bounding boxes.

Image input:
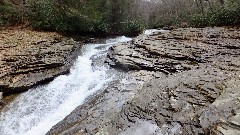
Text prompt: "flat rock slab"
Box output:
[[0, 29, 82, 94]]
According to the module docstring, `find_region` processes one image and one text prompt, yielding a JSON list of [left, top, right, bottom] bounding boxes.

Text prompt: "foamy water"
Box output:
[[143, 29, 166, 35]]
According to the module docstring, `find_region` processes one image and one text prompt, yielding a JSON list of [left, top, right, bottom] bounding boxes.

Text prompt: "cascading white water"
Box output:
[[143, 29, 166, 35], [0, 36, 132, 135]]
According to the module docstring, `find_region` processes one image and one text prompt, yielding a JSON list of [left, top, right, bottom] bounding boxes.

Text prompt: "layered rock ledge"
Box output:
[[48, 27, 240, 135], [0, 29, 82, 95], [107, 27, 240, 73]]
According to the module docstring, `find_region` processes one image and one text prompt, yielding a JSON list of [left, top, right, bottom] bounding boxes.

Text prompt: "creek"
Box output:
[[0, 36, 132, 135]]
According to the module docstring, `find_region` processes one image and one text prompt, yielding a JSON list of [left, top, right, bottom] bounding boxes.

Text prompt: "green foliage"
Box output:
[[0, 0, 144, 35], [188, 0, 240, 27], [88, 20, 110, 34], [1, 0, 239, 33], [188, 14, 210, 27], [0, 3, 21, 25], [120, 21, 145, 35], [151, 0, 240, 29], [209, 7, 240, 26], [29, 0, 66, 31], [28, 0, 114, 34], [151, 17, 179, 28], [188, 2, 240, 28]]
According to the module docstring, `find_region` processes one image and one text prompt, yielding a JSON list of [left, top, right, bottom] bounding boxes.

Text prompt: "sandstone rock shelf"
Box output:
[[0, 29, 82, 95]]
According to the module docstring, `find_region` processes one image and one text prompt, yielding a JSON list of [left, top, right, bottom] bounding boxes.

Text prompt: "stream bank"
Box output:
[[0, 28, 82, 96]]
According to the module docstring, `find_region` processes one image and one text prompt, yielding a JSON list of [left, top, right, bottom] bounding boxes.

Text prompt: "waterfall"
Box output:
[[0, 36, 132, 135]]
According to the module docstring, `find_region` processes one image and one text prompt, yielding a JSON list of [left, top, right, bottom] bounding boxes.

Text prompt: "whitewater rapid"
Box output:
[[0, 36, 132, 135]]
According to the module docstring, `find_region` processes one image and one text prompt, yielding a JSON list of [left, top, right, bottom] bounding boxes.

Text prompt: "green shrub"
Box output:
[[149, 15, 184, 29], [121, 21, 144, 35], [188, 3, 239, 27], [0, 0, 144, 35], [209, 7, 240, 26], [147, 1, 239, 29], [188, 14, 210, 27], [0, 3, 21, 25], [28, 0, 112, 34], [29, 0, 63, 30], [88, 20, 110, 34], [59, 15, 81, 32]]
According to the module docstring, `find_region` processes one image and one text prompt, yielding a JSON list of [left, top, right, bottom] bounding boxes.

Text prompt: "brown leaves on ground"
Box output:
[[0, 27, 62, 48]]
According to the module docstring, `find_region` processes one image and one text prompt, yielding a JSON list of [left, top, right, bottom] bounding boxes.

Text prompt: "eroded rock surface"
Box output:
[[48, 27, 240, 135], [107, 27, 240, 74], [0, 29, 82, 94]]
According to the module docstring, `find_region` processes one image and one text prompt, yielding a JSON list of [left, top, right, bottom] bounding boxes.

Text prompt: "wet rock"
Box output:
[[200, 79, 240, 134], [0, 30, 82, 95], [48, 27, 240, 135], [102, 68, 231, 134]]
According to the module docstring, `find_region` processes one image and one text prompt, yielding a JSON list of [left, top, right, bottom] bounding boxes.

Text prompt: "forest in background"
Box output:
[[137, 0, 240, 28], [0, 0, 239, 35]]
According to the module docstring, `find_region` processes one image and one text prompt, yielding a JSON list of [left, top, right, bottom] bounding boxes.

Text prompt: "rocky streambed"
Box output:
[[47, 27, 240, 135], [0, 27, 239, 135]]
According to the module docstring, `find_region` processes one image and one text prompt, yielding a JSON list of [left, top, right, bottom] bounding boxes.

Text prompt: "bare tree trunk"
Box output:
[[108, 0, 121, 34], [21, 0, 24, 23], [207, 0, 213, 12], [199, 0, 204, 14]]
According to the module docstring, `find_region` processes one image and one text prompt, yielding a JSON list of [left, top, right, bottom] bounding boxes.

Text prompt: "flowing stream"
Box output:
[[0, 36, 132, 135]]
